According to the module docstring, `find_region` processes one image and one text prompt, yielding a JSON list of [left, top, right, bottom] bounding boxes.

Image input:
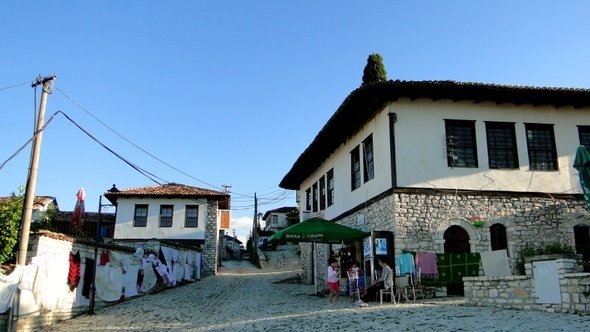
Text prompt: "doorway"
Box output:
[[443, 225, 470, 295]]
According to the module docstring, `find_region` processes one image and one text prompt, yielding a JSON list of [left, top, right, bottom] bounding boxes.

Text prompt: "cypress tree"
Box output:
[[362, 53, 387, 85]]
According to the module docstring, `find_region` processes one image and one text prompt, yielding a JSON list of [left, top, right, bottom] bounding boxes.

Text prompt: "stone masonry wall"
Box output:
[[202, 200, 220, 277], [336, 190, 589, 273], [464, 258, 590, 314]]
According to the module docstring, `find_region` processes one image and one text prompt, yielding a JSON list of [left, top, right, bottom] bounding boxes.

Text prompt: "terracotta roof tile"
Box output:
[[103, 183, 230, 209]]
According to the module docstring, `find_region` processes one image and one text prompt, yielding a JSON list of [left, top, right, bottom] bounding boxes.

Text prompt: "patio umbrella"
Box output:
[[71, 187, 85, 229], [574, 146, 590, 210], [269, 217, 369, 294]]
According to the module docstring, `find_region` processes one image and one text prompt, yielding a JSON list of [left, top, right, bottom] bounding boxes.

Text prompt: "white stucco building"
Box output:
[[104, 183, 231, 277], [262, 206, 297, 232], [280, 80, 590, 294]]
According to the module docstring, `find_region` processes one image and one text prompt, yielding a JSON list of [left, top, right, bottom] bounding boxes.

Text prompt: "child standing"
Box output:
[[327, 257, 340, 304]]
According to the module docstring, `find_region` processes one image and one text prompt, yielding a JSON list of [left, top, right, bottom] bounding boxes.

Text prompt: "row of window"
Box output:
[[133, 204, 199, 228], [446, 120, 590, 170], [305, 169, 334, 212], [304, 134, 375, 213]]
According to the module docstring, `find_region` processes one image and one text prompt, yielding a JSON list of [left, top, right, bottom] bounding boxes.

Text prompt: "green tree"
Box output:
[[362, 53, 387, 85], [0, 188, 24, 264]]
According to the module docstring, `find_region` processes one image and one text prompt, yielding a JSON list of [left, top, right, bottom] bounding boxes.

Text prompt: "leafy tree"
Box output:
[[362, 53, 387, 85], [0, 188, 24, 264]]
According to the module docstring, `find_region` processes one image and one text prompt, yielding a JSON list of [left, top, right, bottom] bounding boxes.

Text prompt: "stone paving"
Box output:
[[42, 246, 590, 331]]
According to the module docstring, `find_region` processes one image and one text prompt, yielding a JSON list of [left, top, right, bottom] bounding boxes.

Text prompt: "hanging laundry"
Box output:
[[415, 252, 439, 278], [0, 266, 23, 313], [396, 253, 415, 275], [95, 265, 123, 302], [67, 251, 81, 291], [82, 258, 95, 298], [100, 250, 110, 266]]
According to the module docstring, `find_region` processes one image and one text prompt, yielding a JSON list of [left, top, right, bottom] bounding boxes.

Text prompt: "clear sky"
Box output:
[[2, 1, 590, 243]]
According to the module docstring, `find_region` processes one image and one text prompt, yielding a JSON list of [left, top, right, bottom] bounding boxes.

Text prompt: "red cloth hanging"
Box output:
[[67, 251, 81, 291], [100, 250, 110, 266]]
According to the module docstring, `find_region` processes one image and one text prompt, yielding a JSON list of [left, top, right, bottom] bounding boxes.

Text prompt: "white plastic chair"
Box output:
[[379, 271, 396, 305]]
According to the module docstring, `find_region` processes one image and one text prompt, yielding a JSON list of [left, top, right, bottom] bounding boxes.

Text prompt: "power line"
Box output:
[[55, 86, 254, 197], [0, 80, 30, 92], [54, 111, 167, 185]]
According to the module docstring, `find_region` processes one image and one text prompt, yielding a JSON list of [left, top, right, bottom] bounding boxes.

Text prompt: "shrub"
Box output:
[[0, 190, 24, 264], [514, 241, 576, 275]]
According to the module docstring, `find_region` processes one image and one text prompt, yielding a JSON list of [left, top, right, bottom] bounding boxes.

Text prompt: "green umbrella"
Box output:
[[269, 217, 369, 295], [269, 217, 370, 244], [574, 145, 590, 210]]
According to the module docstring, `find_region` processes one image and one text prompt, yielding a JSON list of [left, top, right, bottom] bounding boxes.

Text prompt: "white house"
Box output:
[[280, 79, 590, 294], [104, 183, 231, 276], [262, 206, 297, 232]]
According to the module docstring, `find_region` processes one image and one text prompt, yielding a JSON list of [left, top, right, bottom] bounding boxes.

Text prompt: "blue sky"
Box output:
[[2, 1, 590, 243]]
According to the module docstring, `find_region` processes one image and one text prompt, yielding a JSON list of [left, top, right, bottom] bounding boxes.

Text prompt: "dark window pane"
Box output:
[[525, 123, 557, 171], [134, 205, 148, 227], [351, 146, 361, 190], [160, 205, 173, 227], [486, 122, 518, 169], [327, 169, 334, 207], [319, 176, 326, 210], [363, 134, 375, 182], [445, 120, 478, 168], [578, 126, 590, 150], [185, 205, 198, 227]]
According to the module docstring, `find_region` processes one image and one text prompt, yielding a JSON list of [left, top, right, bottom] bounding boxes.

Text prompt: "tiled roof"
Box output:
[[104, 183, 230, 209], [279, 80, 590, 189]]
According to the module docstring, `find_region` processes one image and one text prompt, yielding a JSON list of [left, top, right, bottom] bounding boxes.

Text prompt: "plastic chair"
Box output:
[[379, 271, 396, 305], [410, 267, 425, 300], [347, 271, 365, 301]]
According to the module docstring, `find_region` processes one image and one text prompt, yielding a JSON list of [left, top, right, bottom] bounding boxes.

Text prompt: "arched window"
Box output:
[[490, 223, 508, 253]]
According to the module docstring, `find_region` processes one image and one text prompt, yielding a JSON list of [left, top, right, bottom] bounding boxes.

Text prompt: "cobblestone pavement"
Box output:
[[43, 248, 590, 332]]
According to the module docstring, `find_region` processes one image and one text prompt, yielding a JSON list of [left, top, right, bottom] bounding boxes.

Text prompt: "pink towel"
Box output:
[[415, 252, 438, 278]]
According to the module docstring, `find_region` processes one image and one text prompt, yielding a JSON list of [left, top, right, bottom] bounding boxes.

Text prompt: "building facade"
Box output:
[[104, 183, 230, 277], [280, 80, 590, 291]]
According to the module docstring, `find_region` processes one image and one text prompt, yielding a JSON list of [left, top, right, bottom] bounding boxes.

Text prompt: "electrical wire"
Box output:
[[54, 111, 167, 185], [0, 80, 29, 92], [55, 86, 254, 197]]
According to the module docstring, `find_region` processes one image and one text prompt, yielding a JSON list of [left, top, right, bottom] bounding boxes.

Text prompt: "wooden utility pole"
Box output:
[[16, 75, 55, 266]]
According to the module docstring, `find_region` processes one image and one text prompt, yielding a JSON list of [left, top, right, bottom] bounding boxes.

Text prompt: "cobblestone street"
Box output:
[[43, 247, 590, 332]]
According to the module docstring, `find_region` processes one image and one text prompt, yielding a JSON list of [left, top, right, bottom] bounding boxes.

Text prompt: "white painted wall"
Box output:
[[296, 98, 590, 220], [113, 197, 208, 240]]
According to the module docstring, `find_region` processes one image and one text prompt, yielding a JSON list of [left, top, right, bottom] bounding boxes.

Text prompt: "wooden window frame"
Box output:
[[445, 119, 478, 168], [486, 122, 518, 169], [159, 205, 174, 228], [185, 205, 198, 228], [133, 204, 148, 227], [525, 123, 557, 171]]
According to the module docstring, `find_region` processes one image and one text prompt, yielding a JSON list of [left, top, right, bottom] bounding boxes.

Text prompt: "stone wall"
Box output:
[[202, 200, 220, 277], [464, 258, 590, 314], [336, 190, 588, 273]]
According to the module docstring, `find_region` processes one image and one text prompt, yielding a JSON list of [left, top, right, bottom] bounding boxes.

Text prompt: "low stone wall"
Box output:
[[464, 258, 590, 314]]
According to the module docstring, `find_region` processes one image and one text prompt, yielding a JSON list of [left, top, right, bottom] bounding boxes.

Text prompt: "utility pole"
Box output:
[[16, 75, 55, 266], [251, 193, 258, 259]]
